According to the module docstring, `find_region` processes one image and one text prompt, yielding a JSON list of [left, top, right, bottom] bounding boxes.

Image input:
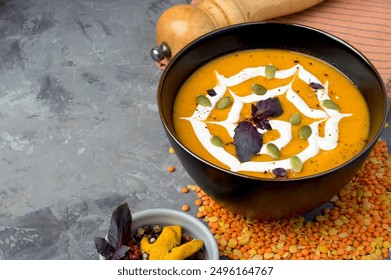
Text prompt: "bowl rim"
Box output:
[[158, 21, 388, 182]]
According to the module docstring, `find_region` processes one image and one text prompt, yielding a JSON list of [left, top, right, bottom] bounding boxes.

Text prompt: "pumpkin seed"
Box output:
[[210, 135, 224, 148], [322, 99, 339, 110], [299, 125, 312, 140], [252, 83, 267, 95], [290, 155, 303, 172], [265, 64, 277, 79], [266, 143, 280, 159], [196, 95, 211, 107], [289, 112, 301, 125], [216, 96, 231, 110]]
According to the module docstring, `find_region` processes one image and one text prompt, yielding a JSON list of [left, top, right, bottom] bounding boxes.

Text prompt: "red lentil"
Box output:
[[181, 187, 189, 193], [195, 199, 203, 206], [181, 204, 190, 211], [185, 140, 391, 260]]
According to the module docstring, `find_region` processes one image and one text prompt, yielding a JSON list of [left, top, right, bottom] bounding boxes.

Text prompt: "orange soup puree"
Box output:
[[173, 49, 370, 178]]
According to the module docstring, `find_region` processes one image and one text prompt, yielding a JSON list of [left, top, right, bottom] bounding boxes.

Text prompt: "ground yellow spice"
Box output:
[[186, 140, 391, 260], [141, 225, 204, 260]]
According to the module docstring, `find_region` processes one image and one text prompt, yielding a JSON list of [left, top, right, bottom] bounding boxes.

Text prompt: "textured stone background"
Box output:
[[0, 0, 194, 260], [0, 0, 389, 259]]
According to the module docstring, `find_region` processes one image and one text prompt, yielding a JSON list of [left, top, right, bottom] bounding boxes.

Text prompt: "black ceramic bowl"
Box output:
[[157, 22, 387, 220]]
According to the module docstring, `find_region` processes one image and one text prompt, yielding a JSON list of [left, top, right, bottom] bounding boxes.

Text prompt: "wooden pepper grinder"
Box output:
[[151, 0, 324, 69]]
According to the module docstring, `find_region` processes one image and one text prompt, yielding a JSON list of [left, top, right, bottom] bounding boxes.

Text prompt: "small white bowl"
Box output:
[[100, 208, 219, 260]]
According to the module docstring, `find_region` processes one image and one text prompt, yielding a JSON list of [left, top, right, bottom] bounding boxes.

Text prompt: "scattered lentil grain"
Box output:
[[167, 165, 175, 172], [181, 187, 189, 193], [181, 204, 190, 211], [185, 140, 391, 260]]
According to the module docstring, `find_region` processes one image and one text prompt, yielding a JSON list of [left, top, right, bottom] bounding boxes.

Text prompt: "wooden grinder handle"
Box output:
[[151, 0, 324, 68]]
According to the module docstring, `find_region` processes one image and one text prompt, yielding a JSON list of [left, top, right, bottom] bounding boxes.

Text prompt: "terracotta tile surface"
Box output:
[[275, 0, 391, 96]]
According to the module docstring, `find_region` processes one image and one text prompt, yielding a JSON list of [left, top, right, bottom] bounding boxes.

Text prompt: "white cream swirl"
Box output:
[[182, 64, 352, 174]]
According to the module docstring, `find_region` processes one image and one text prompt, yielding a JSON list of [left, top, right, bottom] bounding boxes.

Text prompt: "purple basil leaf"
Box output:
[[107, 203, 132, 259], [309, 82, 324, 90], [94, 236, 115, 259], [255, 97, 283, 119], [251, 103, 258, 118], [116, 245, 131, 259], [233, 121, 263, 162], [272, 168, 288, 177], [257, 119, 272, 130], [206, 88, 217, 96]]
